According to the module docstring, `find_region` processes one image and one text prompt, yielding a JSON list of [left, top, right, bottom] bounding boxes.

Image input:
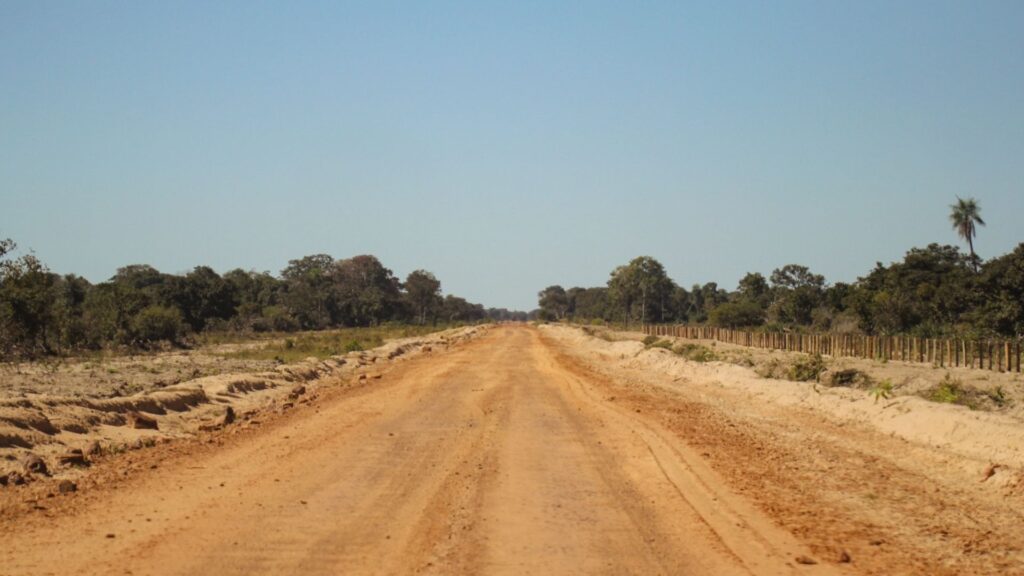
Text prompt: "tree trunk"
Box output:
[[968, 236, 978, 272], [641, 288, 647, 326]]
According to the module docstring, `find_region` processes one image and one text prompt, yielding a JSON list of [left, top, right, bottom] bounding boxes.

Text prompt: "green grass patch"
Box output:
[[869, 379, 894, 403], [926, 375, 965, 405]]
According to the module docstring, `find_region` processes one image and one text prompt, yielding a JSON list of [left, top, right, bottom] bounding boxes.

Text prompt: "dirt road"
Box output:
[[1, 326, 843, 575]]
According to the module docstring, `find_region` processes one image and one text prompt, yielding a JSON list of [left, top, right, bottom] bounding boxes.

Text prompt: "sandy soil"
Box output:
[[629, 328, 1024, 416], [2, 324, 1020, 575], [544, 325, 1024, 574], [0, 347, 279, 398], [0, 329, 480, 479], [1, 325, 840, 576]]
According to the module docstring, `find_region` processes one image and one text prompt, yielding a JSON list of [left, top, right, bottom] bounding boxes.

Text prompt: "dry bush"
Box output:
[[920, 373, 1009, 411]]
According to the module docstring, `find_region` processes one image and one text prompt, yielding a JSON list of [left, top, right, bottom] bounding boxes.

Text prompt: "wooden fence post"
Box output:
[[1017, 340, 1021, 373], [648, 326, 1017, 373]]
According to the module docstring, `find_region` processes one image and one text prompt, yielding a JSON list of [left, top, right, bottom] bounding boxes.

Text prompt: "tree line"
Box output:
[[539, 244, 1024, 338], [538, 199, 1022, 339], [0, 243, 525, 359]]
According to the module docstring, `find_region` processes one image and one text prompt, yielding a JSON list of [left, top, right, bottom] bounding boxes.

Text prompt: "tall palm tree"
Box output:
[[949, 196, 985, 271]]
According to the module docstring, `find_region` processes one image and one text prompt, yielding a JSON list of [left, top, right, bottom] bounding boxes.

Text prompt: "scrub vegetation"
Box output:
[[0, 246, 526, 360], [539, 198, 1024, 342]]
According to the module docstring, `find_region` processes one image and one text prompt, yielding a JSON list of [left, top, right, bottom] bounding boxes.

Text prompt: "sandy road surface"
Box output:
[[0, 326, 840, 576]]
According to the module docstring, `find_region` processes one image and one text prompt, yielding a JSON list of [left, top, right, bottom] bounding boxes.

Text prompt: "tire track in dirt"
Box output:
[[541, 327, 1024, 575], [528, 337, 837, 576], [2, 326, 845, 575]]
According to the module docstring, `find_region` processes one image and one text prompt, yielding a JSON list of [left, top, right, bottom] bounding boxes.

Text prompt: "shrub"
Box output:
[[708, 301, 765, 328], [263, 306, 299, 332], [582, 326, 616, 341], [869, 379, 894, 403], [987, 386, 1008, 408], [129, 305, 185, 345], [673, 343, 717, 362], [825, 368, 872, 388], [927, 375, 964, 405], [725, 352, 756, 368], [755, 358, 786, 379], [920, 374, 1009, 411], [787, 354, 827, 382], [642, 335, 659, 346]]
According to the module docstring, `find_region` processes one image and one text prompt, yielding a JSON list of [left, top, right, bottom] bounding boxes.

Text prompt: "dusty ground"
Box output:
[[0, 328, 477, 479], [0, 345, 278, 399], [1, 324, 1022, 575], [545, 325, 1024, 575], [617, 327, 1024, 416]]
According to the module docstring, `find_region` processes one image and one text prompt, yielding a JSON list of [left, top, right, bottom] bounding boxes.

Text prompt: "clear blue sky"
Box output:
[[2, 1, 1022, 311]]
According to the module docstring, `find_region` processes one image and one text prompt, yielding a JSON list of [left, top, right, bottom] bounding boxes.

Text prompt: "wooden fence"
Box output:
[[642, 324, 1022, 373]]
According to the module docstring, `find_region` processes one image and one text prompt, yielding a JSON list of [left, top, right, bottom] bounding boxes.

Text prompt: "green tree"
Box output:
[[668, 285, 691, 323], [566, 287, 585, 319], [687, 283, 705, 322], [171, 266, 238, 331], [769, 264, 824, 292], [281, 254, 335, 329], [690, 282, 728, 322], [51, 274, 91, 352], [404, 270, 442, 325], [0, 238, 14, 260], [537, 285, 569, 320], [223, 269, 284, 331], [0, 253, 59, 356], [847, 245, 974, 335], [949, 196, 985, 272], [709, 301, 765, 328], [102, 265, 172, 344], [486, 308, 528, 322], [81, 283, 121, 346], [736, 272, 770, 307], [332, 255, 402, 326], [972, 243, 1024, 336], [769, 265, 825, 326], [570, 287, 611, 321], [608, 256, 672, 326], [441, 295, 486, 323], [130, 305, 185, 345]]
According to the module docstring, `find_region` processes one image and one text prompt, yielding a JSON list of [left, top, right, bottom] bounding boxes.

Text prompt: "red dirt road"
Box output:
[[3, 326, 852, 574]]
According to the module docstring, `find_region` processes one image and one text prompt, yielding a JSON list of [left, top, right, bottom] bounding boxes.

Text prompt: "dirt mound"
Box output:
[[544, 325, 1024, 574], [0, 326, 486, 481], [545, 325, 1024, 479]]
